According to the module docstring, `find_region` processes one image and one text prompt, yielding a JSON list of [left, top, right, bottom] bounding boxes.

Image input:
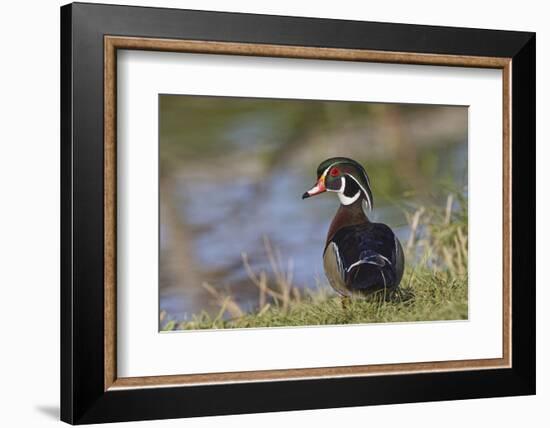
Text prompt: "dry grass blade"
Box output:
[[201, 282, 244, 318], [444, 194, 454, 225], [407, 206, 425, 251]]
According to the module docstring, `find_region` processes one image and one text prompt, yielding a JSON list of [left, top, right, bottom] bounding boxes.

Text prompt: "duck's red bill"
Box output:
[[302, 179, 326, 199]]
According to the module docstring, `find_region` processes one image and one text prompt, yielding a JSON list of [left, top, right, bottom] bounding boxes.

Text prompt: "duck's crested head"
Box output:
[[302, 157, 374, 210]]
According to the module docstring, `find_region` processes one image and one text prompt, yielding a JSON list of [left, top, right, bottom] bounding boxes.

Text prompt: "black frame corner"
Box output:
[[61, 2, 535, 424]]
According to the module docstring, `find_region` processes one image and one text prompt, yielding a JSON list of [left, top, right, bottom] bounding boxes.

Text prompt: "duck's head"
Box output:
[[302, 157, 374, 210]]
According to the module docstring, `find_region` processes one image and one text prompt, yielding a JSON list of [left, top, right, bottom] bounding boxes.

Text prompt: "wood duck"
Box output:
[[302, 157, 404, 296]]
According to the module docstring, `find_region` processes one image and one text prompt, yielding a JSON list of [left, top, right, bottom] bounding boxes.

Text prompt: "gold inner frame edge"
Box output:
[[104, 36, 512, 391]]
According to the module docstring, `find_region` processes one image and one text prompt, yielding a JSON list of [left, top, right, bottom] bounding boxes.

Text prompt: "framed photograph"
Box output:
[[60, 2, 535, 424]]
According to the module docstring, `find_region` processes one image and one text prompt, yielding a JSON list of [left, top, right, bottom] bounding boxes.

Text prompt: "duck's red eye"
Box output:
[[330, 167, 340, 177]]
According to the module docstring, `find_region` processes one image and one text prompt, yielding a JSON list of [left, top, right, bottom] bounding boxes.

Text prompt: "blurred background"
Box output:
[[159, 95, 467, 322]]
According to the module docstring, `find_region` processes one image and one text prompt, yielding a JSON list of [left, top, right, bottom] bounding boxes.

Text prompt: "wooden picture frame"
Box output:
[[61, 2, 535, 424]]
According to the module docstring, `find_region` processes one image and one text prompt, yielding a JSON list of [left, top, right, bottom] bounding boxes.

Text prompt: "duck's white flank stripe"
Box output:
[[346, 254, 391, 273]]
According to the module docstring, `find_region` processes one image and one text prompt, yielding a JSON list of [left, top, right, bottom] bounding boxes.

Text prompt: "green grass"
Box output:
[[165, 272, 466, 330], [161, 192, 468, 331]]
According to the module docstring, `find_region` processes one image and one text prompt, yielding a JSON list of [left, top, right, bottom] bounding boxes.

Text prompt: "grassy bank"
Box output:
[[161, 193, 468, 331]]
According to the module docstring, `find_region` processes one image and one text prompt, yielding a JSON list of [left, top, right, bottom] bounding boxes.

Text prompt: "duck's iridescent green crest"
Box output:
[[303, 157, 404, 296]]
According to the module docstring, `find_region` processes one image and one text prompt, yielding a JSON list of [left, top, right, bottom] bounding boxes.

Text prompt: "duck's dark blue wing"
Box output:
[[324, 222, 404, 295]]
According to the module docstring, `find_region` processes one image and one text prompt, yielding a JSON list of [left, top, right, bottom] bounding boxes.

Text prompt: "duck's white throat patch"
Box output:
[[337, 191, 360, 205], [334, 177, 361, 205]]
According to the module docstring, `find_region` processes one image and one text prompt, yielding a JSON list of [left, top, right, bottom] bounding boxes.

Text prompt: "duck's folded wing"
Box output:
[[324, 224, 405, 294], [345, 250, 396, 291]]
